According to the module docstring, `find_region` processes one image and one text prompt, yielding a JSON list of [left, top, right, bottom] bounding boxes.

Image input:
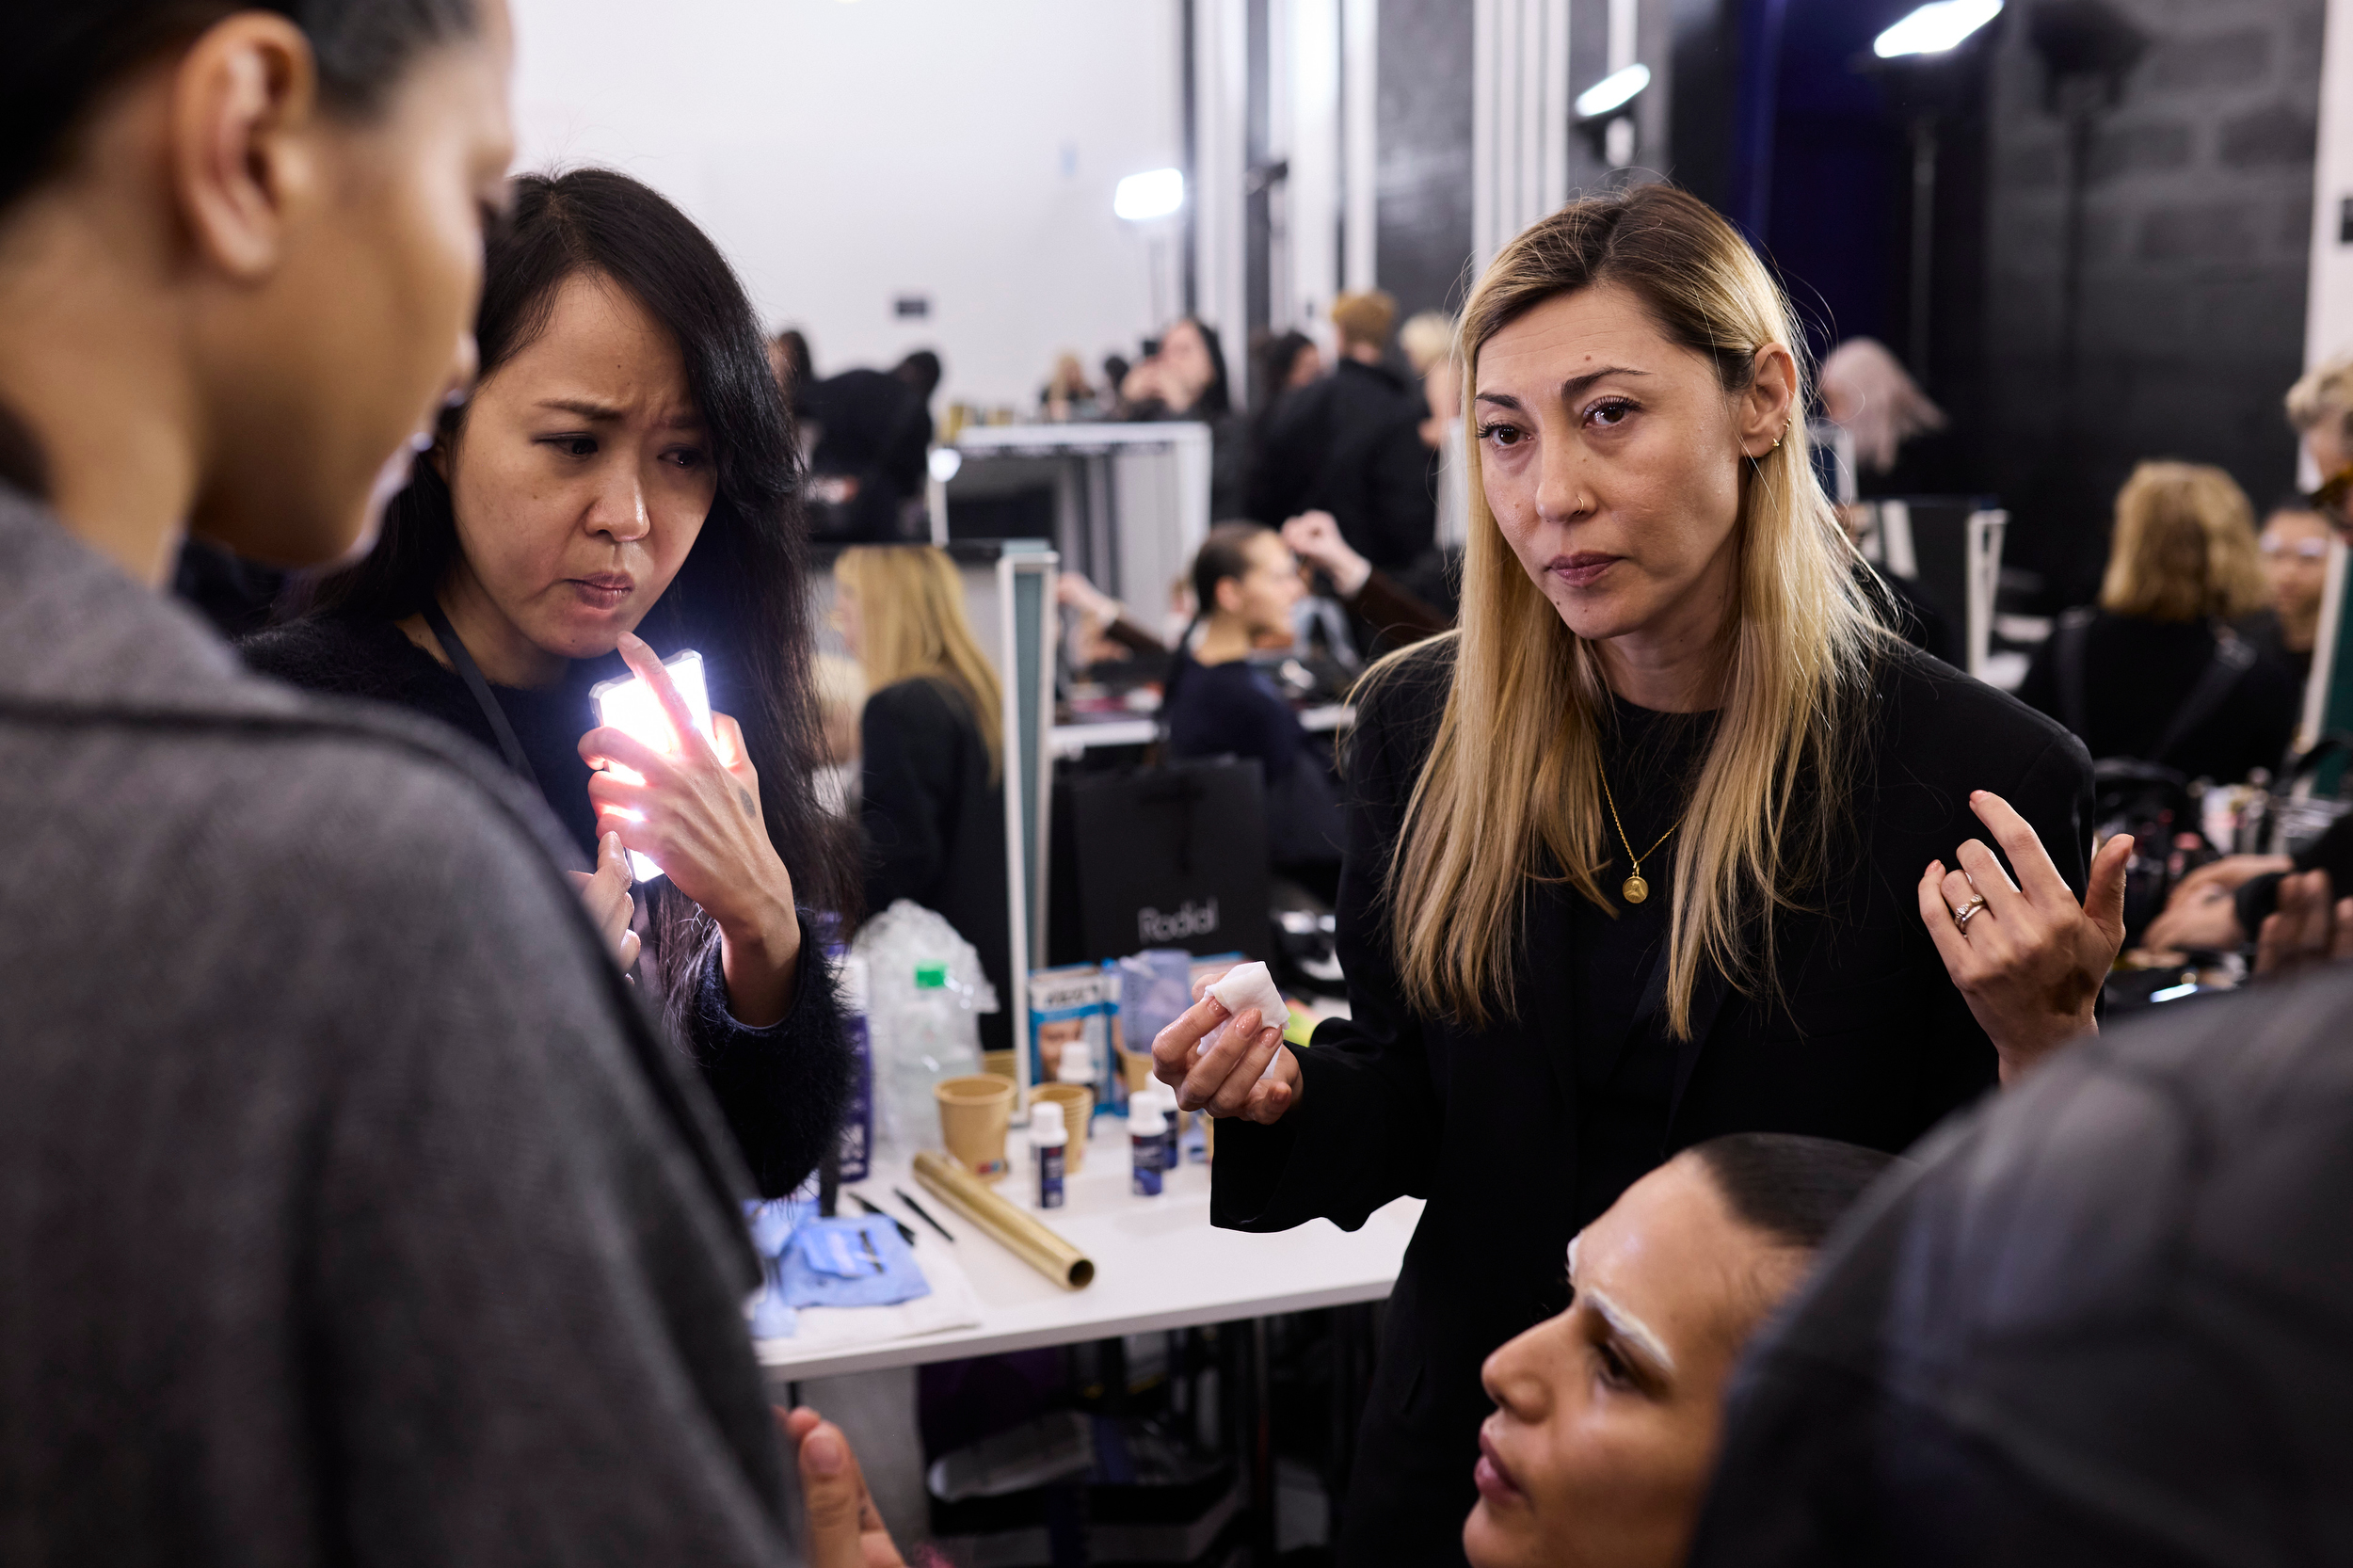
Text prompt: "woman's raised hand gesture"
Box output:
[[580, 631, 802, 1023], [1150, 972, 1302, 1124], [1917, 789, 2131, 1083], [1281, 509, 1371, 597]]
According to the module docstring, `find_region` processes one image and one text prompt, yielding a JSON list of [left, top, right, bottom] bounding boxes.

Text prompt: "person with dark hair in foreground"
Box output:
[[1689, 967, 2353, 1568], [247, 167, 852, 1198], [1465, 1134, 1897, 1568], [0, 2, 812, 1561]]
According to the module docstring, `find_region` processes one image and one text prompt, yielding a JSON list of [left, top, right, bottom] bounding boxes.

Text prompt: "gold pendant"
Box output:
[[1622, 873, 1649, 904]]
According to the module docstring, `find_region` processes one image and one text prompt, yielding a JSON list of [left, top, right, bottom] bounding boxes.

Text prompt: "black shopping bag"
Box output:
[[1048, 758, 1273, 965]]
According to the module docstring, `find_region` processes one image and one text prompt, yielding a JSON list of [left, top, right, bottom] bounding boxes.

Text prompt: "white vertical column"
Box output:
[[1605, 0, 1639, 167], [1193, 0, 1250, 394], [1287, 0, 1343, 341], [2297, 0, 2353, 739], [2306, 0, 2353, 441], [1342, 0, 1379, 291], [1474, 0, 1576, 272], [1608, 0, 1638, 72], [1541, 0, 1572, 209], [1472, 0, 1499, 275], [1517, 0, 1544, 229]]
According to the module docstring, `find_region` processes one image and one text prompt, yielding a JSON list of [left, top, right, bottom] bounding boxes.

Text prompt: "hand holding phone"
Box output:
[[580, 633, 803, 1023], [588, 644, 714, 882]]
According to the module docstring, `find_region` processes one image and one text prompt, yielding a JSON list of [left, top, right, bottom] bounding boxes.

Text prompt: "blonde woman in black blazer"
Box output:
[[1154, 185, 2129, 1567]]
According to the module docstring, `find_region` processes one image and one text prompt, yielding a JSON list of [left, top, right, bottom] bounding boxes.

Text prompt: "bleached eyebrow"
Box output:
[[1582, 1284, 1676, 1377]]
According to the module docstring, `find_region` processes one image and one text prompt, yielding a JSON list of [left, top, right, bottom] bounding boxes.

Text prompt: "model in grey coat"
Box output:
[[0, 486, 800, 1563]]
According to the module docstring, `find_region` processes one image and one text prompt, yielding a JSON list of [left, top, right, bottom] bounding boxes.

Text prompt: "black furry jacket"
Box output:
[[245, 613, 849, 1198]]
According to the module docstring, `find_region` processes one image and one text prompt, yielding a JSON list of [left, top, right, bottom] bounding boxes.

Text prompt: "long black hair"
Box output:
[[0, 0, 479, 497], [1253, 329, 1316, 402], [304, 168, 855, 1005], [1178, 318, 1234, 418]]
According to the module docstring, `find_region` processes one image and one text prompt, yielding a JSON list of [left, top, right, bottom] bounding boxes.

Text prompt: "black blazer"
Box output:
[[859, 677, 1011, 1055], [1210, 634, 2094, 1567], [243, 615, 850, 1200], [1247, 359, 1435, 570], [2014, 607, 2298, 783]]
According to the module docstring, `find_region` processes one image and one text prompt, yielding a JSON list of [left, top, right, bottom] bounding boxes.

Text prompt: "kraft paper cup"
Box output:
[[1119, 1046, 1156, 1096], [936, 1075, 1015, 1180], [1033, 1083, 1094, 1172]]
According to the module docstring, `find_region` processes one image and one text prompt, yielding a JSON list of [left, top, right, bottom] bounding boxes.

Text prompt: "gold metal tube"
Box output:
[[912, 1149, 1096, 1290]]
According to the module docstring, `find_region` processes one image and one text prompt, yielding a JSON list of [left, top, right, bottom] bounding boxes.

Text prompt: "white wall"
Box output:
[[508, 0, 1184, 412]]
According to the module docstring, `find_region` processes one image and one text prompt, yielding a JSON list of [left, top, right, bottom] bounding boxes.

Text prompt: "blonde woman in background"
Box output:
[[1402, 309, 1471, 552], [2018, 461, 2298, 785], [2286, 354, 2353, 493], [1154, 184, 2128, 1566], [1817, 335, 1947, 475], [834, 545, 1011, 1053]]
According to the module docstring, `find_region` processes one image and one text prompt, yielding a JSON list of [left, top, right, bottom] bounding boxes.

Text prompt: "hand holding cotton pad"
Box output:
[[1205, 962, 1289, 1037]]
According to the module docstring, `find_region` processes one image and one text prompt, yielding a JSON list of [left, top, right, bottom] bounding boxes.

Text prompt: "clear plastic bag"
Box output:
[[852, 900, 1000, 1164]]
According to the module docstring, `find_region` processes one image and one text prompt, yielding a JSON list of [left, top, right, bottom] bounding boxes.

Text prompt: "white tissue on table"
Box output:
[[1202, 961, 1290, 1055]]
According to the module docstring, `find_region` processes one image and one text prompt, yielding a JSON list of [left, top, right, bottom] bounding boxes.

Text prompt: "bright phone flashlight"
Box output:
[[588, 648, 713, 883]]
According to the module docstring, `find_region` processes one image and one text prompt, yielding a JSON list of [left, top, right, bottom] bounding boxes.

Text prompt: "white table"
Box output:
[[758, 1128, 1421, 1384], [1048, 704, 1354, 761], [1048, 716, 1159, 759]]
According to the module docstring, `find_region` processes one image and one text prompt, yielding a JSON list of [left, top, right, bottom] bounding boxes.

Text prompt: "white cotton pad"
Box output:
[[1207, 962, 1289, 1033]]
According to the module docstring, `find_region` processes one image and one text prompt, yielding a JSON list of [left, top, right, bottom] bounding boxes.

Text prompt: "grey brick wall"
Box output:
[[1983, 0, 2324, 600], [1375, 0, 1476, 319]]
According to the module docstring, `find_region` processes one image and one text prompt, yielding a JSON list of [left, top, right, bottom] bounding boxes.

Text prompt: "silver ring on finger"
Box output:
[[1951, 893, 1988, 932]]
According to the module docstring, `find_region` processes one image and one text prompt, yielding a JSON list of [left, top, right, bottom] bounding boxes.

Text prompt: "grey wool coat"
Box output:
[[0, 487, 799, 1565]]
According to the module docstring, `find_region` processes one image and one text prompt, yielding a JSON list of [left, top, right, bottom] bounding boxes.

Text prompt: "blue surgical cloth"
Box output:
[[777, 1214, 932, 1309], [743, 1207, 932, 1338]]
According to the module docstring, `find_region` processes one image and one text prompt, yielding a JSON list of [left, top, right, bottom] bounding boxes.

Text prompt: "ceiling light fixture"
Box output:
[[1874, 0, 2003, 58], [1113, 168, 1186, 221], [1574, 63, 1651, 120]]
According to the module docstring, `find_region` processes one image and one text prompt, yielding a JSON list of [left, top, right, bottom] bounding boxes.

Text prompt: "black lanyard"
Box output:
[[421, 600, 541, 792]]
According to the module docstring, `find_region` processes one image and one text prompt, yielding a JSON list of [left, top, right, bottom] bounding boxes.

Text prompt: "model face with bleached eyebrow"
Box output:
[[1464, 1153, 1804, 1568], [1472, 281, 1793, 709]]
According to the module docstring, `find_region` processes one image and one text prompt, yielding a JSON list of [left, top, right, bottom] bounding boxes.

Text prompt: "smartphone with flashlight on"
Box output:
[[588, 648, 713, 883]]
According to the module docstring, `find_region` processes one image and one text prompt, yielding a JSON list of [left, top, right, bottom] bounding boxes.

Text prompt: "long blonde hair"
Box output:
[[836, 545, 1004, 780], [2098, 461, 2268, 623], [1379, 184, 1890, 1038]]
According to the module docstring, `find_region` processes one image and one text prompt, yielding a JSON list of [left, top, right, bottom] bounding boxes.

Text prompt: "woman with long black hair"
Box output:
[[1119, 315, 1246, 520], [247, 168, 854, 1196]]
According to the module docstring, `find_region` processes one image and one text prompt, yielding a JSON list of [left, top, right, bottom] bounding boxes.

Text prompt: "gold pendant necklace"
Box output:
[[1598, 761, 1677, 905]]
